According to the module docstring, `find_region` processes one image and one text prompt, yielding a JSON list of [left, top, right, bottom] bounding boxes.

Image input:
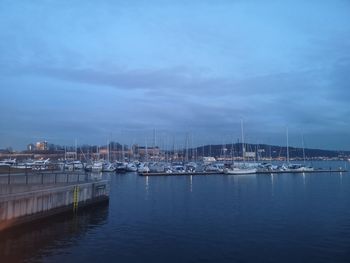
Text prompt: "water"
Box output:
[[1, 161, 350, 263]]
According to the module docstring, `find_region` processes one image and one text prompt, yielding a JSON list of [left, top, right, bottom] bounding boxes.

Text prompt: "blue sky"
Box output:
[[0, 0, 350, 150]]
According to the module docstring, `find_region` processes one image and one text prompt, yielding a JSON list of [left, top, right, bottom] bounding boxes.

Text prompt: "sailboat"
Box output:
[[225, 120, 257, 175], [283, 130, 314, 172], [102, 140, 116, 172], [288, 133, 314, 172]]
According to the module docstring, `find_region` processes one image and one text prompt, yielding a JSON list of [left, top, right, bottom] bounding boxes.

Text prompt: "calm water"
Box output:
[[1, 161, 350, 263]]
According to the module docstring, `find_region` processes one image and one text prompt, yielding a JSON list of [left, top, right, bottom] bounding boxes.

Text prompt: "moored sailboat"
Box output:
[[225, 120, 257, 175]]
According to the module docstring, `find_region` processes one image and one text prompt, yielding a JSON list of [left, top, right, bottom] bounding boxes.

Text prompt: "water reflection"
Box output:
[[145, 176, 149, 192], [0, 203, 109, 263], [189, 175, 193, 192], [270, 173, 274, 196]]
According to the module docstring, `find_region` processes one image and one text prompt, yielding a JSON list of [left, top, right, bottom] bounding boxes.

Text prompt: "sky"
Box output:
[[0, 0, 350, 150]]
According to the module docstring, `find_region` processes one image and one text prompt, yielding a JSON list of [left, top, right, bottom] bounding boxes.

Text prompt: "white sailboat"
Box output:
[[225, 120, 257, 175], [0, 158, 16, 167], [138, 162, 150, 173], [126, 162, 138, 172], [32, 158, 50, 171], [225, 167, 257, 175], [92, 161, 103, 172], [102, 140, 116, 172], [284, 130, 314, 172]]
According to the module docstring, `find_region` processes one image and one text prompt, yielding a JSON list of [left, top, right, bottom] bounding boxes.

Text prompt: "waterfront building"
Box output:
[[27, 143, 35, 152], [138, 146, 160, 157], [36, 141, 48, 151]]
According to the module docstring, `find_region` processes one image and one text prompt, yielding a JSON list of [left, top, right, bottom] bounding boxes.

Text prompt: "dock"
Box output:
[[256, 169, 347, 174], [138, 171, 223, 176], [138, 169, 347, 176], [0, 172, 109, 231]]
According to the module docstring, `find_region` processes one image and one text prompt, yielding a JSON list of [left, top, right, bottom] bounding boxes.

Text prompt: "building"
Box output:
[[36, 141, 48, 151], [137, 146, 160, 157], [27, 143, 35, 152]]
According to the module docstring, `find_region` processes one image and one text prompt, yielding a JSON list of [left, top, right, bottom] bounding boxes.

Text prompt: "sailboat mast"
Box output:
[[286, 126, 290, 164], [107, 140, 110, 162], [301, 134, 306, 164], [241, 119, 245, 164], [122, 143, 124, 162], [75, 139, 77, 160], [231, 137, 234, 165], [153, 128, 156, 149], [172, 135, 175, 162], [185, 139, 187, 162], [145, 139, 148, 162]]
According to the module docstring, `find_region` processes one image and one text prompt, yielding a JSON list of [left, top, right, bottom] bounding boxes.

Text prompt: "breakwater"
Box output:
[[0, 173, 109, 231]]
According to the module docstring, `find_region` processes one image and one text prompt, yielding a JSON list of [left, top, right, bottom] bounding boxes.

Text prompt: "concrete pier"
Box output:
[[0, 177, 109, 231]]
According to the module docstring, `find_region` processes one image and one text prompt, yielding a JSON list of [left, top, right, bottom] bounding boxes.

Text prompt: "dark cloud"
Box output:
[[2, 62, 349, 150], [1, 0, 350, 150]]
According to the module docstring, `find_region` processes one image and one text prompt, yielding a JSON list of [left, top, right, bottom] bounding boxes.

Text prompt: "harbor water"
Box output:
[[1, 161, 350, 263]]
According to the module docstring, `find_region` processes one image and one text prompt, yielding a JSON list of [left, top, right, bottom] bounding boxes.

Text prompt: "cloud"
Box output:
[[1, 0, 350, 150], [5, 61, 350, 132]]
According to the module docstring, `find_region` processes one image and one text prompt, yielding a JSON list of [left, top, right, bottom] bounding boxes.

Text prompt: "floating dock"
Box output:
[[0, 173, 109, 231], [138, 169, 347, 176], [256, 169, 347, 174], [138, 171, 223, 176]]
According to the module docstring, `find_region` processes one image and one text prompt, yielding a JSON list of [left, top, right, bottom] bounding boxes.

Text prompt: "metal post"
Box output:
[[25, 164, 28, 185], [41, 173, 44, 184], [8, 166, 10, 184], [54, 173, 57, 184]]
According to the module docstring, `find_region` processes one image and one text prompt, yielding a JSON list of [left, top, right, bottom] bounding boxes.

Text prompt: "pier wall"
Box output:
[[0, 181, 109, 231]]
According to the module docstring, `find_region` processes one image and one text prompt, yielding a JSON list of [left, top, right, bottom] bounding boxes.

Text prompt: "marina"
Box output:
[[1, 156, 348, 177], [0, 162, 349, 263], [0, 157, 346, 232], [1, 1, 349, 261]]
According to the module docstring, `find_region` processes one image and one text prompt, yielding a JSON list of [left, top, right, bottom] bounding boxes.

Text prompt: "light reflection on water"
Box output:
[[0, 161, 349, 263]]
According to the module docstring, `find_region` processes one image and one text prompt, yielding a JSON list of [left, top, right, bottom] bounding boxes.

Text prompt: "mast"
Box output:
[[122, 143, 125, 162], [75, 139, 77, 160], [153, 128, 156, 149], [301, 133, 306, 164], [286, 126, 290, 164], [185, 133, 189, 162], [190, 132, 193, 161], [231, 137, 234, 165], [241, 119, 245, 165], [107, 140, 110, 162], [172, 135, 175, 162], [145, 139, 148, 162]]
